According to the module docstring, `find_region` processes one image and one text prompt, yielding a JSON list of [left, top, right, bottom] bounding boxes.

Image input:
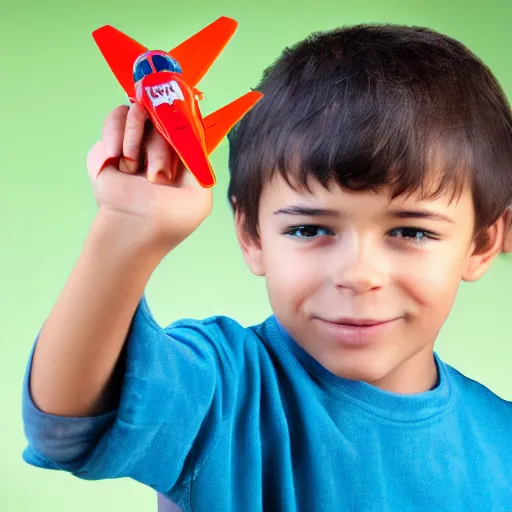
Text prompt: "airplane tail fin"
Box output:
[[203, 91, 263, 155]]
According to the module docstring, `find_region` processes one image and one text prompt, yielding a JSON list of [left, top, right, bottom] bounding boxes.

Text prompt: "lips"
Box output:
[[313, 316, 402, 346], [324, 318, 397, 327]]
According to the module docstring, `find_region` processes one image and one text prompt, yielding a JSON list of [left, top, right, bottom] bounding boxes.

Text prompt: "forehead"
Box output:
[[259, 174, 473, 218]]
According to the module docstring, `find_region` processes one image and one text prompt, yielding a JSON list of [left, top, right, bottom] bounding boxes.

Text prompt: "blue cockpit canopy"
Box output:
[[133, 57, 152, 82], [133, 52, 182, 82], [153, 54, 182, 73]]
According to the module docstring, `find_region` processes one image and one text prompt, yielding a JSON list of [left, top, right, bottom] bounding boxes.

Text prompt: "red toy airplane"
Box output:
[[92, 16, 263, 187]]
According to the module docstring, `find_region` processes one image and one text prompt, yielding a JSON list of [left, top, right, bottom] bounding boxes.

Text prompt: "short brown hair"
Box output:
[[227, 24, 512, 241]]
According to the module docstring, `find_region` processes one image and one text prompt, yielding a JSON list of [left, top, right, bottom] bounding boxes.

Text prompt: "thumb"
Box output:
[[87, 140, 119, 180]]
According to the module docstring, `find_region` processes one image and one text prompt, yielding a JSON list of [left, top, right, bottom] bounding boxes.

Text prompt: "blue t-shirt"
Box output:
[[22, 296, 512, 511]]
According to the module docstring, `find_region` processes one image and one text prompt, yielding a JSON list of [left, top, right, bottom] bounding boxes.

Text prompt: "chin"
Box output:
[[324, 358, 392, 384]]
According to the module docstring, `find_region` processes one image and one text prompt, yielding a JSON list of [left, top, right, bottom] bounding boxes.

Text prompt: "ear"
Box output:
[[502, 208, 512, 254], [462, 213, 506, 281], [234, 208, 265, 276]]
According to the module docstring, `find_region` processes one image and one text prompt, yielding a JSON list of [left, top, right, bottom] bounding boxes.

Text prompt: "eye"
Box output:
[[284, 225, 334, 239], [389, 227, 437, 244]]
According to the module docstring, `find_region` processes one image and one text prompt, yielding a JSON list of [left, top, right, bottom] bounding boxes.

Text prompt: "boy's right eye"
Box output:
[[284, 225, 334, 239]]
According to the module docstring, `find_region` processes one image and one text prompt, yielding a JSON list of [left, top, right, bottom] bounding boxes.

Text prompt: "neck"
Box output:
[[367, 346, 439, 394]]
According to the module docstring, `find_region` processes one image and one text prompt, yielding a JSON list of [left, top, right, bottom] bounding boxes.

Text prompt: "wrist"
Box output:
[[91, 207, 175, 264]]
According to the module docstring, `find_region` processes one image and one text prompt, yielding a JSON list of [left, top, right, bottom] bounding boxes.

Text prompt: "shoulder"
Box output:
[[442, 359, 512, 421], [164, 314, 267, 344], [162, 312, 277, 369], [133, 295, 281, 368], [137, 294, 269, 345]]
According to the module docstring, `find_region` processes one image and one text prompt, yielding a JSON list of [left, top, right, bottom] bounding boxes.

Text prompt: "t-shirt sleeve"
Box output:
[[22, 295, 239, 496]]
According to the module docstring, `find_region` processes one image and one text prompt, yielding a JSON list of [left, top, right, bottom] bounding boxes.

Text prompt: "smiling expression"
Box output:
[[236, 175, 503, 394]]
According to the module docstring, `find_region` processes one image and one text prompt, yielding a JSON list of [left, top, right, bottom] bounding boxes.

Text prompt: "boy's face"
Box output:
[[236, 175, 504, 394]]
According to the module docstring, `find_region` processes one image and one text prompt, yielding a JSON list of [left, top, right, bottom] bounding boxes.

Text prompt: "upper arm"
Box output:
[[22, 296, 243, 496]]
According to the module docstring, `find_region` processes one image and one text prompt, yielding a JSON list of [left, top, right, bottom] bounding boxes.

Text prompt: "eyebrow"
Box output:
[[387, 209, 455, 224], [273, 205, 455, 223], [273, 206, 340, 217]]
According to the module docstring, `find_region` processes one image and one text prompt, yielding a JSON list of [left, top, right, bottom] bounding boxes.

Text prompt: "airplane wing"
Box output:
[[150, 103, 216, 188], [168, 16, 238, 88], [202, 91, 263, 154], [92, 25, 148, 99]]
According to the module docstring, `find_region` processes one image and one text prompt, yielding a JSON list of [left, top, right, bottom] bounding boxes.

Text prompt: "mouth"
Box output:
[[325, 318, 397, 327], [312, 317, 402, 346]]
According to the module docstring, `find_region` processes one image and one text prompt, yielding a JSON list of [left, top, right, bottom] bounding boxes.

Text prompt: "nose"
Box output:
[[330, 234, 388, 295]]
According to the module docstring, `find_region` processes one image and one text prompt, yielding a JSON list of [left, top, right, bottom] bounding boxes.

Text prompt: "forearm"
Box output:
[[30, 208, 168, 417]]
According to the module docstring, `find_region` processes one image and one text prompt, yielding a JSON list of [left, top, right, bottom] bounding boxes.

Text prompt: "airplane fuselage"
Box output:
[[134, 71, 215, 186], [136, 71, 205, 143]]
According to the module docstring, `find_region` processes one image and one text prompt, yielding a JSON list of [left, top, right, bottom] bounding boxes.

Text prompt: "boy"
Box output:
[[22, 23, 512, 511]]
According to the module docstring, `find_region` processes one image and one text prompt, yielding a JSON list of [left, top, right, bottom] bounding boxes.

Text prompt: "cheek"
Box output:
[[397, 246, 465, 312], [262, 239, 325, 308]]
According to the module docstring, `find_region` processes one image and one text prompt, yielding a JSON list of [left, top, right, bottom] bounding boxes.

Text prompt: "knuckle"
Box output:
[[123, 140, 140, 158], [123, 130, 145, 157]]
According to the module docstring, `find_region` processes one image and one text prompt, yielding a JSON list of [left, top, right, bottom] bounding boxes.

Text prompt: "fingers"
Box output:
[[102, 105, 129, 158], [120, 103, 149, 174], [86, 140, 109, 180], [96, 103, 208, 189], [100, 104, 148, 175], [145, 127, 175, 185]]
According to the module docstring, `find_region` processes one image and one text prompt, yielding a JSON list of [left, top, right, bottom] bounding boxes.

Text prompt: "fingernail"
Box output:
[[124, 156, 138, 173], [119, 157, 136, 174], [118, 158, 128, 173], [148, 170, 168, 185]]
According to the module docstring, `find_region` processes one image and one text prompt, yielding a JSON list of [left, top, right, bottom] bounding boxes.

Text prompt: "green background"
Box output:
[[2, 0, 511, 509]]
